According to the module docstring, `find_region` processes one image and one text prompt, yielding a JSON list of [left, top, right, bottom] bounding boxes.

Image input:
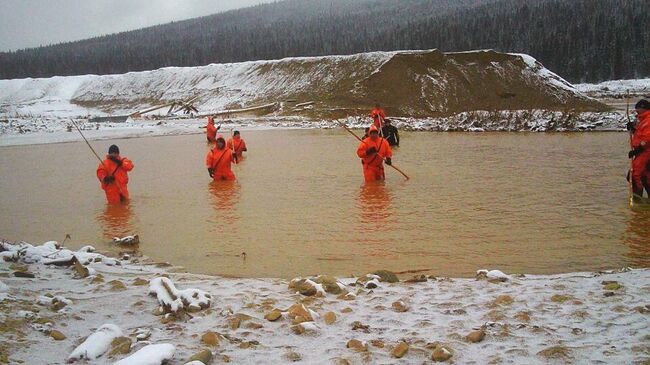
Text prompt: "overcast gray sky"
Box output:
[[0, 0, 272, 52]]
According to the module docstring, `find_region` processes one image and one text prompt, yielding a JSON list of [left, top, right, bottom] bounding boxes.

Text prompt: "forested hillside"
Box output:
[[0, 0, 647, 82]]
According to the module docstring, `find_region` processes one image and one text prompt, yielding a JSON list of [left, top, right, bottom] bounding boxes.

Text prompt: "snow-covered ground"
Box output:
[[0, 51, 392, 118], [0, 110, 626, 147], [1, 239, 648, 364], [575, 78, 650, 98]]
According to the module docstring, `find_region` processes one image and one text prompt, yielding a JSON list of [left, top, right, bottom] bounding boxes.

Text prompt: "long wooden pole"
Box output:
[[70, 119, 105, 167], [231, 129, 238, 165], [343, 125, 409, 180], [626, 91, 634, 207]]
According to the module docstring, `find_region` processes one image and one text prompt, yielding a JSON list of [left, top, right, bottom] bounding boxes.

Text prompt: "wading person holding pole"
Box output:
[[370, 103, 386, 130], [344, 124, 409, 180], [206, 115, 219, 143], [226, 130, 247, 159], [206, 135, 237, 181], [96, 145, 134, 204], [629, 99, 650, 198], [356, 125, 392, 182]]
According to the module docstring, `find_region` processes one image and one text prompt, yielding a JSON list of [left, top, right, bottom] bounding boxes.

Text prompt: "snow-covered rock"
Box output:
[[476, 269, 510, 282], [148, 277, 212, 313], [112, 235, 139, 245], [1, 240, 119, 266], [67, 324, 123, 361], [487, 270, 510, 282], [113, 343, 175, 365]]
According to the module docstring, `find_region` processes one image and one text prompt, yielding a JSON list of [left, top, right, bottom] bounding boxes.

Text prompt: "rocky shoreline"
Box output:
[[0, 109, 626, 147], [1, 239, 649, 364]]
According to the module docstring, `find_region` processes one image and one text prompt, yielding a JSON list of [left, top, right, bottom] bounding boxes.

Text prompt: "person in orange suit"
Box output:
[[369, 103, 386, 130], [206, 116, 219, 143], [226, 130, 248, 158], [206, 135, 237, 181], [629, 99, 650, 197], [356, 125, 392, 182], [96, 144, 134, 204]]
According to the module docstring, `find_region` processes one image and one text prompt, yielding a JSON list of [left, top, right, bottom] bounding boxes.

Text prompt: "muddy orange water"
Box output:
[[1, 130, 649, 278]]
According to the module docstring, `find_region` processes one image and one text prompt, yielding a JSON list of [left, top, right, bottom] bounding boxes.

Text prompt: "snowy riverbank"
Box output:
[[1, 239, 648, 364], [575, 78, 650, 99], [0, 110, 626, 147]]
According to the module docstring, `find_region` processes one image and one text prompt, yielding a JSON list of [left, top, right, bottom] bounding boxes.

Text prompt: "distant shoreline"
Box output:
[[0, 110, 627, 147]]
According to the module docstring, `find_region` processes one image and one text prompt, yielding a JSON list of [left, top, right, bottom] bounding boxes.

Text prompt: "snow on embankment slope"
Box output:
[[0, 49, 605, 119]]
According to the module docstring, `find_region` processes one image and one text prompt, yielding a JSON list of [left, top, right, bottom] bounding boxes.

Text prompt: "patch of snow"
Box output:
[[0, 240, 119, 266], [31, 322, 52, 333], [365, 278, 380, 288], [112, 235, 139, 245], [113, 343, 175, 365], [36, 295, 71, 308], [575, 78, 650, 98], [299, 321, 321, 334], [487, 270, 510, 281], [512, 53, 579, 94], [16, 310, 36, 319], [67, 324, 123, 361], [78, 245, 96, 253]]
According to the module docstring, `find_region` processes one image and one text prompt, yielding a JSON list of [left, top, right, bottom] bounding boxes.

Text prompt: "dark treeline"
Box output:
[[0, 0, 647, 82]]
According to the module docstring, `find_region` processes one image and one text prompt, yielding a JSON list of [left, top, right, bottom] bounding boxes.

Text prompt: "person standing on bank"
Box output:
[[96, 145, 134, 204]]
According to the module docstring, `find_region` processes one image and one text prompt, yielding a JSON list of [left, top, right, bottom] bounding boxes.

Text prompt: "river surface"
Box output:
[[1, 130, 648, 278]]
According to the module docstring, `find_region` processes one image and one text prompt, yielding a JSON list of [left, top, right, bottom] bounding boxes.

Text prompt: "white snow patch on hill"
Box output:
[[576, 78, 650, 97], [0, 51, 394, 118]]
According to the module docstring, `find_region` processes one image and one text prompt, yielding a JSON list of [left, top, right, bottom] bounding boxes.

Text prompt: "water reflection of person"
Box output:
[[358, 181, 393, 231], [97, 202, 134, 240], [623, 209, 650, 268], [208, 180, 240, 227]]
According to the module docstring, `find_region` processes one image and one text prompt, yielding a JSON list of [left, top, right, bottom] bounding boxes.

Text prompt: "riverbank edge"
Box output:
[[0, 109, 626, 147], [1, 239, 648, 364]]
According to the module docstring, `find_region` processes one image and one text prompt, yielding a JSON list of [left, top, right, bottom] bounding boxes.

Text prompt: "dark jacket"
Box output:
[[382, 125, 399, 146]]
